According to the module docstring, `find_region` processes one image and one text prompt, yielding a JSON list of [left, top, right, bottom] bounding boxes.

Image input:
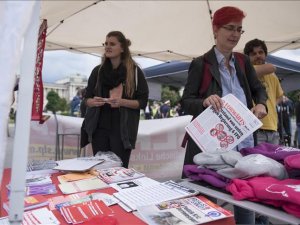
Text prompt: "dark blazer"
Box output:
[[81, 64, 149, 150], [181, 46, 268, 165]]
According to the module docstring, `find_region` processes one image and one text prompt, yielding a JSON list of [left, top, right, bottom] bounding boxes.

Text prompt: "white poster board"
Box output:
[[27, 115, 191, 181]]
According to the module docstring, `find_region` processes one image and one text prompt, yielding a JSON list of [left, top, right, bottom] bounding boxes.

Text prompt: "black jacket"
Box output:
[[81, 64, 149, 149], [181, 46, 267, 117], [181, 47, 268, 165]]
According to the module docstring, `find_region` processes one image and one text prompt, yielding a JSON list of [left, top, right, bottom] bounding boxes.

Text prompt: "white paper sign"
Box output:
[[185, 94, 262, 153]]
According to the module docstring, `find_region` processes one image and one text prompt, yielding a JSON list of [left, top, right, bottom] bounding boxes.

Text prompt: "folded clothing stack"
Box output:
[[240, 142, 300, 162], [193, 151, 288, 180], [284, 154, 300, 178]]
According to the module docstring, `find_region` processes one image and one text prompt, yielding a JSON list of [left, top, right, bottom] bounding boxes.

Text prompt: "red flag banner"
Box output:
[[31, 19, 47, 123]]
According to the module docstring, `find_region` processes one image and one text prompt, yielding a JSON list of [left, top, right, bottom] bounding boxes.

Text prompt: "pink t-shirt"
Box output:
[[227, 176, 300, 218]]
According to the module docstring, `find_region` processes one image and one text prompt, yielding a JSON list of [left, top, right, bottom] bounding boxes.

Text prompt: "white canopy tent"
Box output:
[[0, 2, 40, 224], [42, 1, 300, 61], [1, 0, 300, 223]]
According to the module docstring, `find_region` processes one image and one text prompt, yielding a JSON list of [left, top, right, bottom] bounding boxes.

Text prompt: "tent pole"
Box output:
[[8, 1, 40, 223]]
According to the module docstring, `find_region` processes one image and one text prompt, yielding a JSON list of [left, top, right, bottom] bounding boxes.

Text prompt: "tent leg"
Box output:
[[8, 2, 41, 224]]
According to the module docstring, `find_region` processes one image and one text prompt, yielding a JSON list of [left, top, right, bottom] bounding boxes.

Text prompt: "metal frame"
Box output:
[[54, 113, 82, 160], [179, 180, 300, 225]]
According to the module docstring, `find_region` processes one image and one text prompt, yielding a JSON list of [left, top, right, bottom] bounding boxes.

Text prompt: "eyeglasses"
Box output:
[[221, 25, 245, 34]]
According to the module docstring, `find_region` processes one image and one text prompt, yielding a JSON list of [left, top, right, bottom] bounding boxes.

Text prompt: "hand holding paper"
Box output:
[[185, 94, 262, 153], [108, 84, 123, 108]]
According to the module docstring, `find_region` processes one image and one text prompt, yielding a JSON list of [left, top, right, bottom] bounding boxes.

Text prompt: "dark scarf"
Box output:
[[100, 61, 126, 93], [98, 60, 126, 129]]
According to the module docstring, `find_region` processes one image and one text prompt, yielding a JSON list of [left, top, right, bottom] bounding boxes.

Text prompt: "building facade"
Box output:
[[43, 73, 87, 107]]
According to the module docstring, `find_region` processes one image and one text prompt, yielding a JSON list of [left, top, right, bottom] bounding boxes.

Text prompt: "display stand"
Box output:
[[179, 179, 300, 225], [54, 113, 81, 160]]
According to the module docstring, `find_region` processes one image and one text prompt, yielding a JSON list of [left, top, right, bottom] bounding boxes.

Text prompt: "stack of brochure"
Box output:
[[7, 173, 57, 196], [94, 151, 123, 169], [25, 174, 52, 186], [54, 193, 118, 211], [57, 171, 96, 183], [137, 196, 233, 225], [3, 195, 49, 213], [58, 177, 109, 194], [27, 160, 57, 172], [24, 183, 57, 196], [48, 192, 89, 210], [109, 177, 159, 191], [23, 207, 60, 225], [25, 174, 56, 195], [113, 180, 199, 211], [95, 167, 145, 184], [54, 157, 104, 172], [60, 199, 115, 224]]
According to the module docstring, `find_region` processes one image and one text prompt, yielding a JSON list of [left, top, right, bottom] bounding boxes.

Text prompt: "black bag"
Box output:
[[80, 106, 99, 148]]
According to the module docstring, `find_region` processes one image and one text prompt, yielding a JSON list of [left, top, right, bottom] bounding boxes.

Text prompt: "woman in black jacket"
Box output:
[[181, 7, 268, 166], [181, 7, 268, 225], [81, 31, 149, 168]]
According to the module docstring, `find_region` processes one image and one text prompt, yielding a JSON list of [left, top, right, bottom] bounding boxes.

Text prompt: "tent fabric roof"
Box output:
[[267, 55, 300, 73], [144, 61, 189, 79], [143, 55, 300, 93], [41, 1, 300, 61], [144, 61, 190, 88], [267, 55, 300, 93]]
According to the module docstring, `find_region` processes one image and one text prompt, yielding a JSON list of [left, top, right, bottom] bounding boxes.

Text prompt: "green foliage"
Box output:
[[59, 98, 69, 112], [161, 86, 181, 106], [45, 90, 68, 113], [287, 90, 300, 103]]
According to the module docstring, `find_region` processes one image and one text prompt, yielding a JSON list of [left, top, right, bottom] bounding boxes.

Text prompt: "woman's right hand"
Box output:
[[86, 97, 108, 107], [203, 94, 223, 111]]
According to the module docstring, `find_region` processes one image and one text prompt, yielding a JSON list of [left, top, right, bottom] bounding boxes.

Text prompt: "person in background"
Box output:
[[152, 101, 161, 119], [80, 88, 87, 118], [144, 102, 153, 119], [181, 6, 268, 224], [175, 102, 184, 116], [70, 89, 82, 117], [244, 39, 284, 145], [81, 31, 149, 168], [160, 100, 171, 118], [277, 95, 293, 146], [296, 93, 300, 148], [169, 106, 176, 117]]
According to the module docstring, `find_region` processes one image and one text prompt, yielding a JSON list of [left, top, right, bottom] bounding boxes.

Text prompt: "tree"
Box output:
[[59, 98, 69, 113], [287, 90, 300, 103], [161, 85, 181, 106], [45, 90, 68, 113]]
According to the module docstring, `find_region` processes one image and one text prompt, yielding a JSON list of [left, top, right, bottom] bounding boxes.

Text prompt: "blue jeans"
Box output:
[[257, 130, 280, 145], [208, 198, 256, 225], [234, 206, 255, 224]]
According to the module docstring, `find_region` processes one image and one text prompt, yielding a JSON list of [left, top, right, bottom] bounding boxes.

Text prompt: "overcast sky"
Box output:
[[42, 51, 163, 83], [42, 49, 300, 83]]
